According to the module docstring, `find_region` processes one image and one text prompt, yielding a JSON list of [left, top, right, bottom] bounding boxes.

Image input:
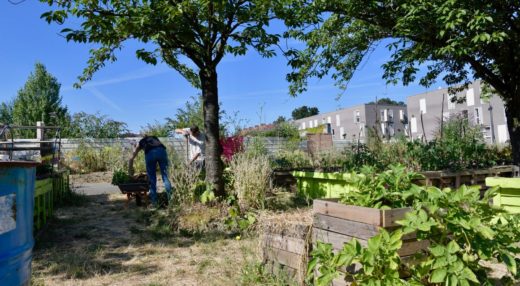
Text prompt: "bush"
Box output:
[[229, 152, 271, 210], [63, 142, 146, 174]]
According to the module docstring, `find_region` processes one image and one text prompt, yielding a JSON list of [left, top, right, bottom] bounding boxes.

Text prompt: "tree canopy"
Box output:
[[281, 0, 520, 164], [291, 105, 319, 120], [3, 63, 69, 138], [67, 112, 128, 138], [367, 98, 405, 106]]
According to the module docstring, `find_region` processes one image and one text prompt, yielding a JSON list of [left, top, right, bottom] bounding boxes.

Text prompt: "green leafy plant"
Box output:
[[111, 169, 131, 185], [398, 185, 520, 285], [308, 229, 406, 286], [339, 164, 424, 209], [310, 166, 520, 285]]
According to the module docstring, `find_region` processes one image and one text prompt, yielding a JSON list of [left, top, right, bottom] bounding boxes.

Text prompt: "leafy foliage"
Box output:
[[279, 0, 520, 164], [111, 169, 131, 185], [398, 185, 520, 285], [366, 97, 406, 106], [40, 0, 282, 195], [339, 165, 424, 209], [67, 112, 128, 138], [140, 120, 170, 137], [309, 166, 520, 285], [309, 229, 405, 286], [291, 105, 319, 120], [7, 63, 69, 138]]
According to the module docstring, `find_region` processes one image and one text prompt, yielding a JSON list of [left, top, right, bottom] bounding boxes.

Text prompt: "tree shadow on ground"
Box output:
[[32, 192, 238, 281]]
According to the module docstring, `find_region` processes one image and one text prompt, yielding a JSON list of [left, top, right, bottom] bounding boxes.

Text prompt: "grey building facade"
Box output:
[[406, 81, 509, 144], [293, 104, 408, 141]]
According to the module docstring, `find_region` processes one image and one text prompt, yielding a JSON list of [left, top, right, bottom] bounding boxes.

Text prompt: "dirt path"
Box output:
[[31, 190, 260, 286]]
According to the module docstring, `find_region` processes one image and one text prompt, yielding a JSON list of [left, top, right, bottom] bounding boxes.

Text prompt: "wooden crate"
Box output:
[[262, 223, 311, 285], [486, 177, 520, 213], [312, 199, 429, 286], [419, 165, 519, 190]]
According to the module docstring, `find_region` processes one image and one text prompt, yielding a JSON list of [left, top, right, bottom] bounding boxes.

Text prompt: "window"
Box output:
[[399, 110, 404, 121], [443, 112, 450, 122], [380, 109, 388, 122], [388, 110, 394, 122], [359, 125, 365, 137], [327, 116, 331, 124], [314, 119, 318, 127], [336, 114, 340, 126], [354, 110, 360, 123], [302, 122, 306, 129], [448, 94, 456, 110], [466, 88, 475, 106], [381, 123, 386, 134], [419, 98, 427, 114], [474, 107, 483, 125], [411, 116, 417, 133], [340, 127, 345, 138], [309, 120, 313, 128]]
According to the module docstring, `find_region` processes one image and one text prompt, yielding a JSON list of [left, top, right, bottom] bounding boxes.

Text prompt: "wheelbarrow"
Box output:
[[117, 182, 149, 207]]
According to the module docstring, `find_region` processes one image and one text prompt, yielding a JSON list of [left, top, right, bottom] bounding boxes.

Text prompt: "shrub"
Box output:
[[272, 149, 312, 170], [229, 152, 271, 210]]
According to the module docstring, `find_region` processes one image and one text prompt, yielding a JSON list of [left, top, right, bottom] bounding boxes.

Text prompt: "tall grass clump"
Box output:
[[169, 162, 202, 205], [229, 152, 271, 210]]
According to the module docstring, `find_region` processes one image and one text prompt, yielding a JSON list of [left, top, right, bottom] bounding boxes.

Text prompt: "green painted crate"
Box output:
[[486, 177, 520, 213], [34, 171, 70, 231], [291, 171, 357, 199]]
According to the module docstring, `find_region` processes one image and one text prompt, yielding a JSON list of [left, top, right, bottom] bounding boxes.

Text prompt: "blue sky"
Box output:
[[0, 1, 438, 133]]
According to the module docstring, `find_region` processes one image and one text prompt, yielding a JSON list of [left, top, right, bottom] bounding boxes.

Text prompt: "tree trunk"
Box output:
[[200, 67, 225, 196], [504, 97, 520, 166]]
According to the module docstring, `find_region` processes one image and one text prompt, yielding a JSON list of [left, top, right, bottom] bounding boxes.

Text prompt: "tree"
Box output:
[[367, 98, 405, 106], [0, 101, 13, 125], [282, 0, 520, 165], [12, 63, 69, 138], [291, 105, 319, 120], [274, 115, 287, 124], [165, 95, 229, 135], [165, 96, 205, 133], [41, 0, 279, 195], [67, 112, 128, 138], [141, 120, 170, 137]]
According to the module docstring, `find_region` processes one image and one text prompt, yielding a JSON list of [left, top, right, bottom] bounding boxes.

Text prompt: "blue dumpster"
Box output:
[[0, 161, 37, 286]]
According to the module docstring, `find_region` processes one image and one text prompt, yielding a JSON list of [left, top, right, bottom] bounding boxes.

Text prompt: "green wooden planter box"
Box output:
[[34, 171, 70, 231], [486, 177, 520, 213], [291, 171, 357, 199]]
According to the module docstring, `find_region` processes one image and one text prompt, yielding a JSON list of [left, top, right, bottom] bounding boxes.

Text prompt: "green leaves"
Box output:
[[309, 230, 405, 285]]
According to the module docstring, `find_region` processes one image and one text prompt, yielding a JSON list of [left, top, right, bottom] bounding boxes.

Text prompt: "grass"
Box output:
[[32, 192, 263, 286]]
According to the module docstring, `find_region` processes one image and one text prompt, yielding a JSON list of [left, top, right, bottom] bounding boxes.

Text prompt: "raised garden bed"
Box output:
[[292, 165, 519, 200], [486, 177, 520, 213], [312, 199, 429, 286], [291, 171, 357, 200], [260, 211, 312, 285]]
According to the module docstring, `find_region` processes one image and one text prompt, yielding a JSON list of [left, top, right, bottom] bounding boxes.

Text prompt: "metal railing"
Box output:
[[0, 125, 62, 167]]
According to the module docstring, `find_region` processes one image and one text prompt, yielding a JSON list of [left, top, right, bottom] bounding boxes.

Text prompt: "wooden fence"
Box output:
[[34, 170, 70, 231]]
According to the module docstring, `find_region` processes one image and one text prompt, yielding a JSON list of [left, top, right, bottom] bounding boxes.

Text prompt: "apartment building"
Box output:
[[407, 81, 509, 144], [293, 103, 408, 141]]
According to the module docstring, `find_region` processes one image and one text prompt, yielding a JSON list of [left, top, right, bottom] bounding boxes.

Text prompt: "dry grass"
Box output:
[[31, 193, 261, 286]]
